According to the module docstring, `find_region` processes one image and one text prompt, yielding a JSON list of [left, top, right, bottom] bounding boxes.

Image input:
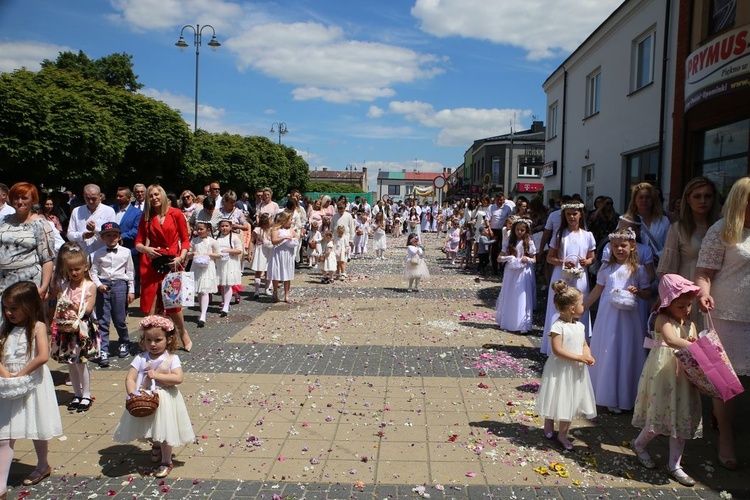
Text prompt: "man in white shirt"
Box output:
[[488, 192, 515, 274], [67, 184, 116, 255], [330, 200, 355, 259], [209, 181, 222, 205], [0, 183, 15, 217], [132, 183, 146, 211]]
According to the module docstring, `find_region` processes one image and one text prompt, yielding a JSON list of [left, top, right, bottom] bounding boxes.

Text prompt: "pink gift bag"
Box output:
[[674, 314, 744, 402]]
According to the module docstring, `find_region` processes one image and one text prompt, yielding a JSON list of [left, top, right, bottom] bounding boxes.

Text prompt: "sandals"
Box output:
[[718, 454, 738, 470], [22, 465, 52, 486], [67, 397, 82, 411], [669, 466, 696, 487], [631, 441, 656, 469], [543, 430, 555, 440], [154, 462, 173, 478], [557, 436, 574, 451], [76, 397, 93, 413]]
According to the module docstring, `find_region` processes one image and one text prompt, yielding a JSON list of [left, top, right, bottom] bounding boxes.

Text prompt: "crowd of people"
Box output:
[[0, 174, 748, 491]]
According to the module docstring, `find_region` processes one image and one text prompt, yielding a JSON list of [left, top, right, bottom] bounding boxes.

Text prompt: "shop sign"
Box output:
[[541, 161, 557, 178], [470, 184, 482, 193], [685, 24, 750, 110], [515, 182, 544, 193]]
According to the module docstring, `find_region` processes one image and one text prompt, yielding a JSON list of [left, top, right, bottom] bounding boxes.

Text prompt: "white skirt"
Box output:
[[267, 246, 296, 282], [371, 231, 387, 251], [216, 255, 242, 286], [193, 262, 218, 293], [0, 365, 63, 440], [403, 259, 430, 280], [250, 244, 271, 272], [113, 386, 195, 447]]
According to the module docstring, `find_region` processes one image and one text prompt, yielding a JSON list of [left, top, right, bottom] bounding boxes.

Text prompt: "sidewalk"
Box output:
[[7, 235, 748, 499]]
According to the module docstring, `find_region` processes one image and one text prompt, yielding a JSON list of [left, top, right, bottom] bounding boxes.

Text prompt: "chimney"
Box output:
[[322, 167, 328, 171], [402, 169, 406, 173], [531, 121, 544, 133]]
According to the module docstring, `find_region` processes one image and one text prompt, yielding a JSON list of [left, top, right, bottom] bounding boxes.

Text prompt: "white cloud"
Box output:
[[0, 41, 73, 73], [412, 0, 622, 60], [225, 22, 444, 103], [139, 87, 226, 121], [386, 101, 532, 146], [367, 105, 385, 118], [107, 0, 244, 32]]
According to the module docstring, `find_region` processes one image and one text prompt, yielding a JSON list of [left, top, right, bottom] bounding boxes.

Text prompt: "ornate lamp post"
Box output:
[[270, 122, 288, 144], [176, 24, 221, 133], [345, 163, 358, 190]]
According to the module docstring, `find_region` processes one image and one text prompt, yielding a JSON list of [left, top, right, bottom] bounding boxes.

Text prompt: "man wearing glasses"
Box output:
[[210, 181, 222, 205], [132, 184, 146, 211]]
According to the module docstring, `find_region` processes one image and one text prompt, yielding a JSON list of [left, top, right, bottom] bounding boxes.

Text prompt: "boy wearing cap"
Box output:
[[90, 222, 135, 367]]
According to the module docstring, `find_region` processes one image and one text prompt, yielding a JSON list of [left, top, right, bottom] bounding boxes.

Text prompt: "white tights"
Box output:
[[634, 429, 686, 470], [198, 292, 210, 321], [221, 286, 233, 313], [408, 278, 421, 290], [0, 439, 14, 494], [68, 363, 91, 399]]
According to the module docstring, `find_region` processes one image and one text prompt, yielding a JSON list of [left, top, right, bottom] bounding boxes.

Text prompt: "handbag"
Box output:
[[151, 254, 176, 274], [410, 255, 420, 266], [161, 271, 195, 309], [193, 254, 211, 267], [609, 288, 637, 310], [674, 313, 744, 402], [561, 255, 584, 281], [0, 374, 37, 400]]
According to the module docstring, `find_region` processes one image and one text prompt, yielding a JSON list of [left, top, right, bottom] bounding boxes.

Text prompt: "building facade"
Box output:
[[308, 167, 368, 192], [376, 170, 449, 204], [542, 0, 677, 211], [671, 0, 750, 201]]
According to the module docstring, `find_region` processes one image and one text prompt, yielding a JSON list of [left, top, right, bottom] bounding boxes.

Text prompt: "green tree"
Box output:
[[41, 50, 143, 91]]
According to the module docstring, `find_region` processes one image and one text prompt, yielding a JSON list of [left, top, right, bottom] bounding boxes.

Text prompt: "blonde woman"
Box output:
[[695, 176, 750, 471], [626, 182, 670, 263], [134, 184, 192, 352]]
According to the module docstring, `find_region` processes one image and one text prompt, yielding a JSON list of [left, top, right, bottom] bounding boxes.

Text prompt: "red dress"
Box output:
[[135, 207, 190, 314]]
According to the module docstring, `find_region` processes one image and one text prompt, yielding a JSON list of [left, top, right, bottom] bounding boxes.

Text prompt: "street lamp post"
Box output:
[[176, 24, 221, 133], [270, 122, 288, 144], [345, 163, 358, 190]]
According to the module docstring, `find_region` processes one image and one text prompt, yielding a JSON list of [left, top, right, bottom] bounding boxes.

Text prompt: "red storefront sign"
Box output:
[[515, 182, 544, 193]]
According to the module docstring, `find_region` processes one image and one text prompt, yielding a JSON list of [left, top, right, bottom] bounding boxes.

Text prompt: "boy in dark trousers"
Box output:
[[476, 226, 496, 274], [89, 222, 135, 367]]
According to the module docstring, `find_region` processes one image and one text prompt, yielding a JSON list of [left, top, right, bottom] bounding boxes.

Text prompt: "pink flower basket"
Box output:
[[674, 314, 744, 402]]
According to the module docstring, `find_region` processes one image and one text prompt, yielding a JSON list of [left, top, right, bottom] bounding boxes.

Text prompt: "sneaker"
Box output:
[[99, 352, 110, 367], [118, 343, 130, 358], [265, 288, 273, 296]]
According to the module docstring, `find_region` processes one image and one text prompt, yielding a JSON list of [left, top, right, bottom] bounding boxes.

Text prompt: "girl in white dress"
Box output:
[[495, 218, 536, 333], [444, 219, 460, 263], [542, 203, 596, 354], [1, 282, 63, 494], [404, 233, 429, 292], [535, 280, 597, 451], [333, 225, 349, 280], [113, 316, 194, 479], [188, 221, 219, 327], [250, 213, 272, 299], [266, 211, 299, 302], [584, 228, 652, 413], [370, 212, 387, 260], [306, 221, 322, 268], [353, 213, 370, 257], [320, 231, 336, 283], [215, 219, 243, 317]]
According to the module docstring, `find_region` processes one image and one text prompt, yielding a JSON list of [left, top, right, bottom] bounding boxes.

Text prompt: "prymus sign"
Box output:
[[685, 24, 750, 111]]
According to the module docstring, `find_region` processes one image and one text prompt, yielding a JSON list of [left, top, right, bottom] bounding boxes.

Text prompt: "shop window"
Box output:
[[586, 69, 601, 117], [491, 156, 501, 184], [695, 119, 749, 198], [632, 30, 655, 91]]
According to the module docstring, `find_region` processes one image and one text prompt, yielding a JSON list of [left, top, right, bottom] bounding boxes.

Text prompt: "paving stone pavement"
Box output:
[[6, 235, 749, 499]]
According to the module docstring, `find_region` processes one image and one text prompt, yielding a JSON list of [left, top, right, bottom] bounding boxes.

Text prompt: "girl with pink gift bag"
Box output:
[[631, 274, 702, 487]]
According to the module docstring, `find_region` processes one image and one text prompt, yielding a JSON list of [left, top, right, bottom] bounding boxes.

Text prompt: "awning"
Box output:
[[515, 182, 544, 193]]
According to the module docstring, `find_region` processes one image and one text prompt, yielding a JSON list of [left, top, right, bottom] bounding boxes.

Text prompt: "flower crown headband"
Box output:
[[560, 203, 585, 210], [139, 315, 175, 332], [512, 217, 532, 229], [608, 227, 636, 240], [618, 214, 642, 225]]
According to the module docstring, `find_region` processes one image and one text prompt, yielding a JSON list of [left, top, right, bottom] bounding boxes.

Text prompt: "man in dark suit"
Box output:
[[113, 187, 143, 295]]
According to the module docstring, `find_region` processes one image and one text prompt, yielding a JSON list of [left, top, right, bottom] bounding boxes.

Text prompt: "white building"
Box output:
[[542, 0, 678, 211]]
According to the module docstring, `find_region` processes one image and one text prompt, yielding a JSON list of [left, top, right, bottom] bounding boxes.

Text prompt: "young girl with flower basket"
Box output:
[[113, 316, 194, 478]]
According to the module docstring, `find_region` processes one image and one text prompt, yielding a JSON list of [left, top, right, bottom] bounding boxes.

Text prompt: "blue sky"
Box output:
[[0, 0, 622, 191]]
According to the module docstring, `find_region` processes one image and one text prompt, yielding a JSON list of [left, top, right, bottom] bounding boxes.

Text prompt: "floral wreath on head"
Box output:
[[139, 315, 175, 332], [560, 203, 585, 211], [618, 214, 641, 225], [608, 227, 636, 240], [512, 217, 532, 229]]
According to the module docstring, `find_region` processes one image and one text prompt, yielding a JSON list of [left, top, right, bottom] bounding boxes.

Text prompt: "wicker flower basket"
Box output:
[[561, 255, 584, 281], [126, 379, 160, 418]]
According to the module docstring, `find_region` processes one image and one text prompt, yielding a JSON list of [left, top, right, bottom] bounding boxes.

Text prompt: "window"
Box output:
[[586, 70, 601, 117], [387, 184, 400, 196], [518, 163, 540, 178], [695, 119, 748, 198], [491, 156, 501, 184], [633, 30, 655, 90], [709, 0, 736, 36], [626, 147, 659, 191], [582, 166, 595, 209], [547, 102, 558, 139]]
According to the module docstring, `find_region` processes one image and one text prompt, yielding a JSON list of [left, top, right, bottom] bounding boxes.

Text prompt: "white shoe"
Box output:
[[265, 288, 273, 296]]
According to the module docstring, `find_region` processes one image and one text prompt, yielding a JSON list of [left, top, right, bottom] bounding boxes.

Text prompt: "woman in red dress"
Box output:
[[135, 184, 193, 351]]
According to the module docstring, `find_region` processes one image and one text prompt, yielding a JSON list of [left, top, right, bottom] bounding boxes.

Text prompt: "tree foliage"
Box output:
[[186, 132, 309, 196], [41, 50, 143, 92]]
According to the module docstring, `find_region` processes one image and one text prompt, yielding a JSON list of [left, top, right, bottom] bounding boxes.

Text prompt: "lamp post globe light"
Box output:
[[345, 163, 358, 189], [270, 122, 288, 144], [175, 24, 221, 133]]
